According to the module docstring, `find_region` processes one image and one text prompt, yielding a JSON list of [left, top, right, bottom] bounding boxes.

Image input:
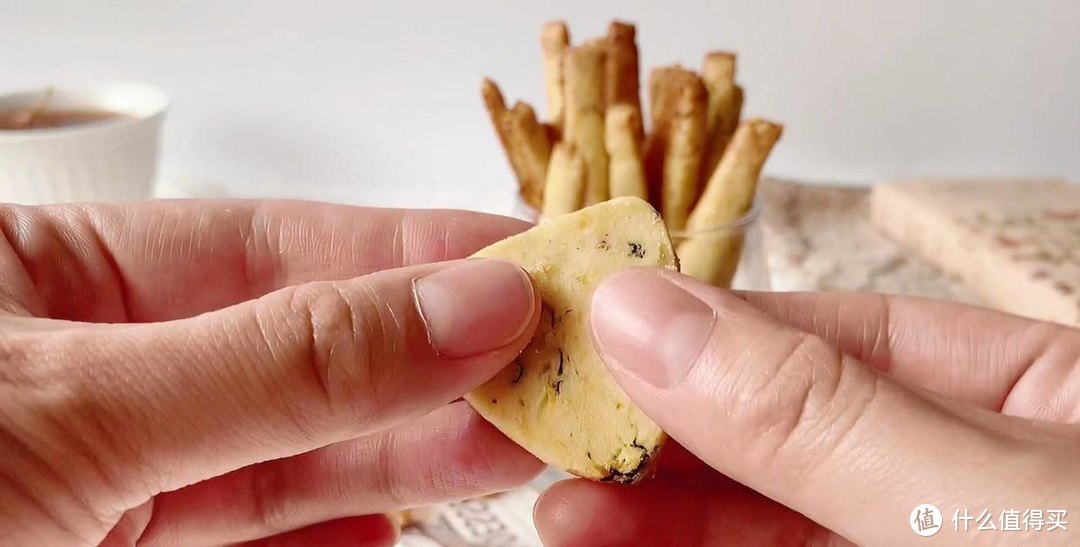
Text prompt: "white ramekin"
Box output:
[[0, 83, 168, 205]]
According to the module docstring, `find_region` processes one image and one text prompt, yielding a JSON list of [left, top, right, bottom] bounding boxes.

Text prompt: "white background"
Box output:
[[3, 0, 1078, 214]]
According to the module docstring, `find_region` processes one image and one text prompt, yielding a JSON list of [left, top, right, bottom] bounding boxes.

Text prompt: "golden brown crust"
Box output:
[[699, 52, 744, 194], [645, 67, 681, 140], [505, 101, 553, 209], [482, 78, 530, 202], [481, 79, 510, 154], [643, 66, 700, 208], [643, 67, 675, 204], [661, 75, 708, 231]]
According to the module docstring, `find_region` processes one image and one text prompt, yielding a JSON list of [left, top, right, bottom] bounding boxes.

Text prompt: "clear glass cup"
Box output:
[[510, 196, 771, 290], [670, 203, 771, 291]]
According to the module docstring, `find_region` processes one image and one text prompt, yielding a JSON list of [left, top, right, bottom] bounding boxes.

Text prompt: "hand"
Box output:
[[0, 200, 545, 546], [535, 268, 1079, 545]]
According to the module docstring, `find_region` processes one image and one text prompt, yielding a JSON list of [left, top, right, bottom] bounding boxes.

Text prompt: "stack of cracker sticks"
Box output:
[[483, 20, 783, 288]]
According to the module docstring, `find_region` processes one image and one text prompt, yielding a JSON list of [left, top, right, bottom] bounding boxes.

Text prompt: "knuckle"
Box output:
[[727, 334, 820, 441], [0, 329, 125, 538], [372, 433, 411, 507], [727, 333, 870, 478], [371, 428, 449, 508], [0, 328, 53, 388], [281, 281, 397, 428], [1005, 323, 1080, 423], [862, 294, 894, 369], [249, 463, 299, 534]]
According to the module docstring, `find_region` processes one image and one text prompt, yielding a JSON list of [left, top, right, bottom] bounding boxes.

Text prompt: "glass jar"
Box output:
[[670, 203, 771, 290], [509, 196, 770, 290]]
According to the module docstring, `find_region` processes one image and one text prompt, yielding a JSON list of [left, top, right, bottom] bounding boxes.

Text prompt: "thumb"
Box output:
[[590, 268, 1070, 545], [50, 259, 538, 499]]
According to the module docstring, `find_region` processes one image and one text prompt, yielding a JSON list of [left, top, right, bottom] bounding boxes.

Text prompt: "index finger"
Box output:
[[0, 200, 530, 322], [740, 291, 1080, 421]]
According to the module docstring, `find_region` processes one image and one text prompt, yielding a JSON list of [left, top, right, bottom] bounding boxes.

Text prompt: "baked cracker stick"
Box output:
[[482, 78, 529, 202], [563, 41, 608, 205], [702, 52, 738, 137], [661, 75, 707, 231], [646, 67, 677, 132], [505, 101, 553, 209], [541, 21, 570, 128], [605, 21, 643, 141], [700, 52, 744, 192], [605, 104, 648, 200], [677, 119, 782, 287], [643, 67, 698, 209], [542, 143, 586, 219]]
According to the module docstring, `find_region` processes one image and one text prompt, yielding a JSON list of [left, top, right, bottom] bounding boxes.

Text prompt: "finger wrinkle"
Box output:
[[372, 426, 409, 507], [0, 211, 41, 316], [249, 459, 300, 535], [180, 209, 201, 261], [5, 205, 127, 321], [435, 411, 511, 493], [351, 281, 395, 427], [391, 214, 405, 268], [327, 284, 362, 398], [264, 287, 341, 440], [80, 213, 134, 323], [162, 211, 179, 267], [1061, 350, 1080, 422], [400, 212, 430, 266], [244, 300, 330, 448], [382, 298, 402, 355], [0, 207, 57, 317], [372, 404, 537, 507], [290, 280, 393, 434], [245, 204, 278, 300], [796, 361, 880, 489], [975, 319, 1060, 411], [0, 414, 103, 544], [766, 337, 846, 476], [302, 289, 336, 417], [865, 294, 894, 372], [441, 216, 454, 261], [1000, 325, 1080, 421], [32, 392, 134, 524]]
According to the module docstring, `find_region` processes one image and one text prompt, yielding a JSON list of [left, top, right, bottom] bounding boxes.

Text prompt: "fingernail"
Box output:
[[414, 260, 535, 359], [591, 269, 715, 388]]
